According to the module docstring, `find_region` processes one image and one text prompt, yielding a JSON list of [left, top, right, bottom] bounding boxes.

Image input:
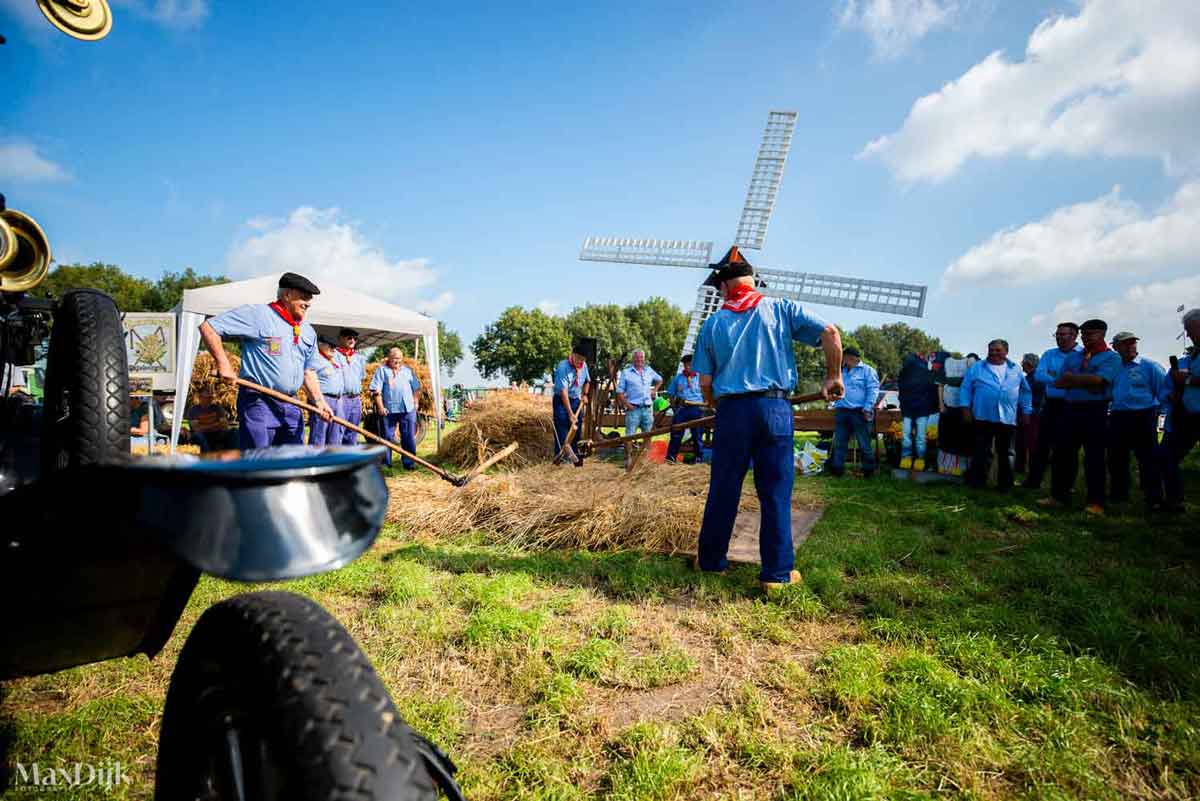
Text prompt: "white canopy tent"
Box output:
[[170, 274, 443, 452]]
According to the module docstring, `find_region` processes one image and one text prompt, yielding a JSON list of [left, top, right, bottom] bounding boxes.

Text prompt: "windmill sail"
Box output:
[[579, 237, 713, 269], [755, 268, 926, 318], [733, 111, 797, 251]]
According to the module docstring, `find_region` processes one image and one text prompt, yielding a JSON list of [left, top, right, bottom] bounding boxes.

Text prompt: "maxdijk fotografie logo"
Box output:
[[10, 761, 131, 793]]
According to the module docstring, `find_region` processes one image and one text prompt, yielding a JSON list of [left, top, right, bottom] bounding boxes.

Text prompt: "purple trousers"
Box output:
[[308, 394, 344, 446], [238, 388, 303, 449], [340, 396, 362, 445]]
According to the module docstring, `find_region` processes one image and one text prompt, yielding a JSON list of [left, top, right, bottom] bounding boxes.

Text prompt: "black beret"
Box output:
[[1080, 318, 1108, 331], [318, 335, 337, 347], [703, 245, 755, 288], [278, 272, 320, 295], [338, 327, 359, 338], [681, 353, 694, 362], [844, 346, 862, 357]]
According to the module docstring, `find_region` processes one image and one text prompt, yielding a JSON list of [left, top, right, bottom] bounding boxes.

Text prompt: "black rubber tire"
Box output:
[[40, 289, 129, 472], [155, 591, 446, 801]]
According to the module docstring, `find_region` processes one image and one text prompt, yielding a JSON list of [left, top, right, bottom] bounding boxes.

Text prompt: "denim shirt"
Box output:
[[369, 364, 421, 413], [1061, 349, 1122, 403], [668, 372, 705, 404], [1034, 345, 1082, 401], [960, 359, 1032, 425], [207, 303, 321, 394], [617, 365, 662, 406], [1110, 357, 1168, 412], [834, 363, 880, 411], [554, 358, 591, 401]]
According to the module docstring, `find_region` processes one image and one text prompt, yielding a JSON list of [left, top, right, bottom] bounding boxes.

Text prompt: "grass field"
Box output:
[[2, 442, 1198, 800]]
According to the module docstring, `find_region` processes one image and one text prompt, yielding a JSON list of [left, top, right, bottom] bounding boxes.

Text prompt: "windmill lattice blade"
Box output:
[[579, 237, 713, 269], [680, 286, 723, 363], [734, 111, 797, 251], [755, 267, 927, 318]]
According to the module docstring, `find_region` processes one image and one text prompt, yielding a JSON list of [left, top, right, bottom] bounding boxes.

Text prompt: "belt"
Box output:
[[718, 389, 788, 402], [628, 403, 652, 408], [339, 393, 359, 398]]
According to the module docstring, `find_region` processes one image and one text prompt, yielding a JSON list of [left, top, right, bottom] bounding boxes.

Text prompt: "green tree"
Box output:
[[793, 330, 861, 392], [142, 267, 229, 312], [472, 306, 569, 384], [565, 304, 644, 366], [624, 297, 688, 378], [35, 262, 153, 311], [849, 323, 943, 382]]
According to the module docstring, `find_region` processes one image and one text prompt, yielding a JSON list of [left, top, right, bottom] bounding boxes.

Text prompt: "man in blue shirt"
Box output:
[[827, 347, 879, 478], [1106, 331, 1167, 508], [1022, 322, 1081, 489], [200, 272, 333, 449], [308, 337, 347, 446], [337, 327, 369, 445], [693, 247, 843, 592], [666, 353, 706, 464], [1160, 309, 1200, 512], [617, 350, 662, 438], [960, 339, 1032, 491], [1044, 318, 1123, 514], [369, 347, 422, 469], [552, 343, 590, 466]]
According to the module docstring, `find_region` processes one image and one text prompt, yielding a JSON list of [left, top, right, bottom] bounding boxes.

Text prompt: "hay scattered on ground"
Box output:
[[387, 462, 775, 553], [132, 444, 202, 456], [436, 391, 554, 469]]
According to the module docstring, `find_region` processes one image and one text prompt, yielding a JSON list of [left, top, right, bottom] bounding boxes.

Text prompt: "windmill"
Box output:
[[579, 111, 928, 365]]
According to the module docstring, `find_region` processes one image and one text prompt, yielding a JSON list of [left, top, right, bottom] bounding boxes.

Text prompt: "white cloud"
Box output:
[[0, 141, 69, 182], [225, 207, 450, 312], [536, 299, 561, 315], [837, 0, 958, 61], [111, 0, 209, 28], [942, 181, 1200, 290], [1029, 274, 1200, 364], [862, 0, 1200, 181], [417, 292, 455, 316]]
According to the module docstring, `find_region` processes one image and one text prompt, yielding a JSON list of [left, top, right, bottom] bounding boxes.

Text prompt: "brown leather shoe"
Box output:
[[692, 555, 726, 575], [760, 570, 802, 592]]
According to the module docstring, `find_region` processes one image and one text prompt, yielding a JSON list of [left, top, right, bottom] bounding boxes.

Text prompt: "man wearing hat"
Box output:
[[337, 328, 368, 444], [552, 342, 590, 465], [200, 272, 333, 449], [693, 246, 843, 592], [1159, 308, 1200, 512], [308, 337, 348, 446], [1044, 318, 1123, 514], [666, 353, 707, 464], [1107, 331, 1168, 508], [827, 346, 879, 478]]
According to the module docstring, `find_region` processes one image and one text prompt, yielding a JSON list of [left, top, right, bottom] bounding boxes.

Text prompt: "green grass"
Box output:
[[3, 453, 1199, 799]]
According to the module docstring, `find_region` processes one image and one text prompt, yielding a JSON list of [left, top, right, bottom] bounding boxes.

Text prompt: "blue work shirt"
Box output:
[[668, 371, 705, 404], [693, 297, 828, 399], [834, 362, 880, 411], [553, 358, 591, 401], [369, 364, 421, 413], [960, 359, 1032, 425], [340, 349, 368, 396], [1061, 349, 1122, 403], [314, 351, 346, 397], [207, 303, 321, 394], [617, 364, 662, 407], [1110, 357, 1168, 412], [1165, 353, 1200, 431], [1033, 345, 1082, 401]]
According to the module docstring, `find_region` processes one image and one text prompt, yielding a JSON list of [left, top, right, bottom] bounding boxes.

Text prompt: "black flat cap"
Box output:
[[681, 353, 693, 362], [844, 346, 862, 357], [1080, 318, 1108, 331], [278, 272, 320, 295], [318, 335, 337, 346], [703, 245, 755, 288], [338, 327, 359, 338]]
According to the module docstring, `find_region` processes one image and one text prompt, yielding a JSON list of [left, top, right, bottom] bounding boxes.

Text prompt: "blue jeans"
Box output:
[[830, 408, 875, 474], [667, 405, 705, 462], [697, 396, 796, 584], [382, 410, 417, 468], [625, 405, 653, 436], [307, 394, 343, 446], [553, 396, 584, 463], [901, 414, 933, 459]]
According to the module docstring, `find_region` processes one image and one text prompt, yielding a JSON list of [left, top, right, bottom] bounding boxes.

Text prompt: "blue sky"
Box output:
[[3, 0, 1198, 386]]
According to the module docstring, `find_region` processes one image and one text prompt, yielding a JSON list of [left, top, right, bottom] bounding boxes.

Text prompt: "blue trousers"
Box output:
[[308, 394, 344, 446], [667, 405, 705, 462], [340, 396, 362, 445], [697, 396, 796, 583], [901, 414, 932, 459], [829, 408, 876, 474], [238, 388, 303, 450], [383, 411, 417, 468], [553, 396, 584, 463]]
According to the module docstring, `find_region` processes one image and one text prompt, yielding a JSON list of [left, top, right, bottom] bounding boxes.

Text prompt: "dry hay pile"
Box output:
[[435, 391, 554, 469], [132, 444, 202, 456], [386, 462, 758, 554]]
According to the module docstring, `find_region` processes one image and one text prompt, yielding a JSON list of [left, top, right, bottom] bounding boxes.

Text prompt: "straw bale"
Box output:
[[386, 462, 776, 554], [132, 444, 202, 456], [190, 352, 240, 410], [435, 391, 555, 469]]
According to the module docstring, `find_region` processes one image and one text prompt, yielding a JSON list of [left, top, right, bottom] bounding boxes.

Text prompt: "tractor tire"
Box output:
[[40, 289, 129, 472], [155, 591, 458, 801]]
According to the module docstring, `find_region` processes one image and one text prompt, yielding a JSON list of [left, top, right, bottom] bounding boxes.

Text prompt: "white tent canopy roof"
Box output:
[[170, 273, 442, 451]]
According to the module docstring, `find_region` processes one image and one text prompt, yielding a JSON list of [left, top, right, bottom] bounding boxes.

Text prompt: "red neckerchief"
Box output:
[[321, 352, 341, 368], [682, 369, 697, 380], [1081, 339, 1110, 369], [268, 301, 301, 344], [568, 355, 585, 386], [722, 283, 763, 313], [337, 346, 355, 358]]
